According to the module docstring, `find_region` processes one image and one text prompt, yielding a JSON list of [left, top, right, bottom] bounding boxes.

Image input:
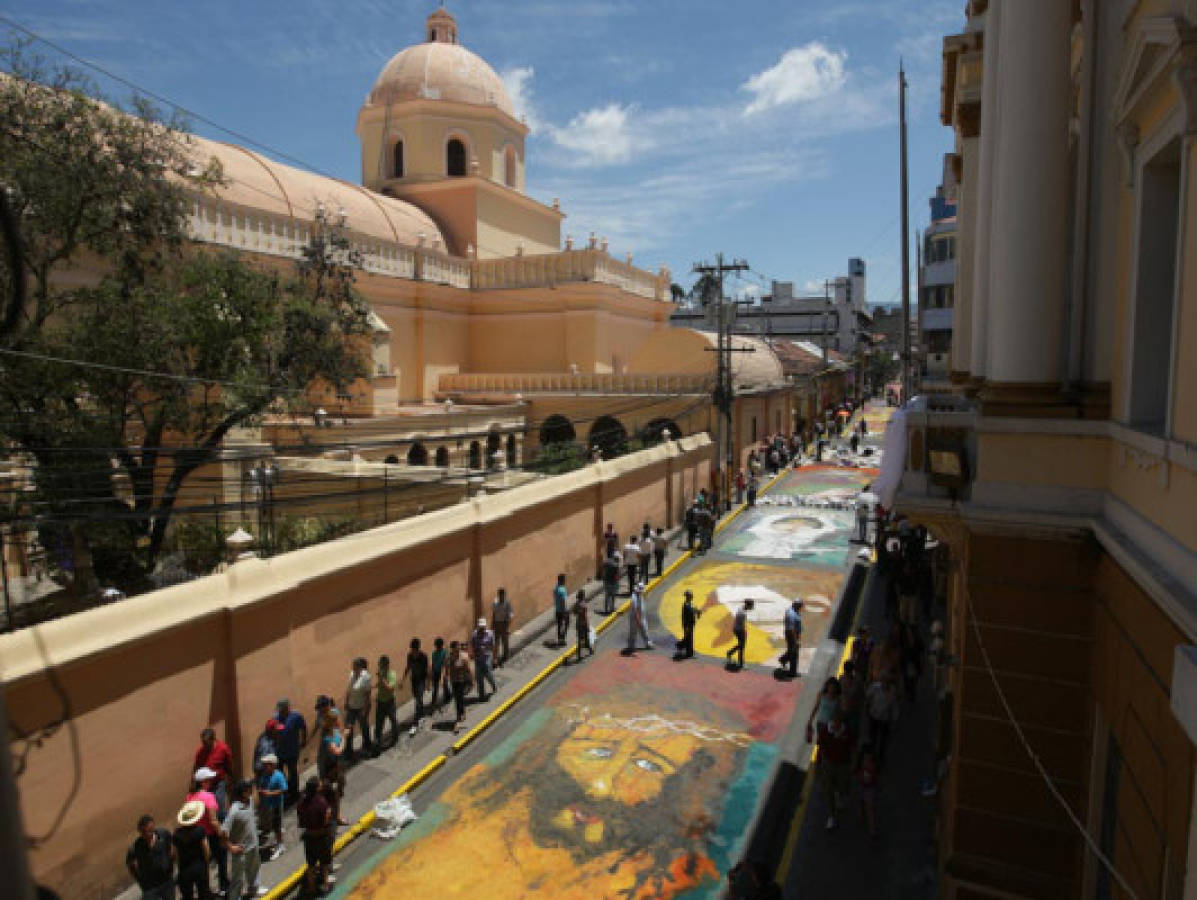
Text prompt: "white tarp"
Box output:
[[872, 407, 908, 509]]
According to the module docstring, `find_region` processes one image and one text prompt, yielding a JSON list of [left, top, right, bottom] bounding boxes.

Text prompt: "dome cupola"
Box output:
[[426, 6, 458, 44]]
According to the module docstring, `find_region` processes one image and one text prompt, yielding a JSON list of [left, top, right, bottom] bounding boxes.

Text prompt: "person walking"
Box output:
[[855, 495, 871, 544], [603, 522, 618, 557], [554, 574, 570, 645], [652, 527, 668, 577], [126, 814, 176, 900], [625, 583, 653, 651], [470, 618, 498, 702], [400, 638, 430, 732], [448, 640, 473, 733], [818, 714, 852, 830], [221, 779, 266, 900], [343, 657, 374, 760], [734, 469, 746, 505], [314, 699, 346, 825], [747, 475, 758, 508], [186, 768, 227, 896], [622, 535, 641, 594], [272, 699, 306, 806], [683, 503, 697, 550], [677, 589, 701, 658], [492, 588, 514, 665], [725, 599, 752, 668], [805, 677, 842, 745], [639, 531, 655, 581], [191, 728, 234, 820], [779, 599, 803, 677], [601, 550, 621, 614], [297, 777, 332, 897], [572, 589, 592, 662], [865, 677, 900, 765], [429, 637, 448, 712], [255, 755, 286, 861], [173, 802, 211, 900], [373, 654, 400, 748], [858, 743, 880, 838], [697, 504, 715, 553]]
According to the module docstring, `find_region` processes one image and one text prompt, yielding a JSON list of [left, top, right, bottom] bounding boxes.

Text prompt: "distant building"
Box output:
[[670, 258, 871, 356], [918, 156, 958, 383]]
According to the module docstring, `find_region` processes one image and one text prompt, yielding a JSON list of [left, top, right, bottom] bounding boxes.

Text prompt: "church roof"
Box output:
[[189, 134, 448, 249], [366, 32, 513, 118]]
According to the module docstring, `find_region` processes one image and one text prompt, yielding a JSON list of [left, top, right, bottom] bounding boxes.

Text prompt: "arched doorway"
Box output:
[[539, 414, 575, 446], [641, 418, 683, 445], [435, 446, 449, 467], [589, 415, 628, 459], [384, 454, 399, 465], [468, 440, 482, 469], [407, 442, 428, 466], [486, 429, 502, 468], [506, 433, 517, 467]]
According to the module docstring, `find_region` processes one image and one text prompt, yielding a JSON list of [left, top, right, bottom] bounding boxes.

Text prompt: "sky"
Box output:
[[1, 0, 963, 308]]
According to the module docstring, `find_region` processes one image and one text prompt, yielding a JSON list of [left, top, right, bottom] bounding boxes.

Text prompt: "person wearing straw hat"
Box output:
[[256, 754, 286, 860], [625, 582, 653, 652], [173, 800, 211, 900], [470, 617, 498, 702]]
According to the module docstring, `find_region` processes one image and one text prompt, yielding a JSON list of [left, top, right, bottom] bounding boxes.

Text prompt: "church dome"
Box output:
[[366, 8, 514, 118]]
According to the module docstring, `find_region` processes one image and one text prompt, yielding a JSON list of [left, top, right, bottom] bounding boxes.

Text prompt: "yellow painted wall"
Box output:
[[975, 433, 1110, 488], [476, 188, 560, 257], [1172, 139, 1197, 443]]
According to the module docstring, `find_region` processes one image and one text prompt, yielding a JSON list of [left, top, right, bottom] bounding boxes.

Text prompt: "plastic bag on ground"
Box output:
[[371, 794, 417, 840]]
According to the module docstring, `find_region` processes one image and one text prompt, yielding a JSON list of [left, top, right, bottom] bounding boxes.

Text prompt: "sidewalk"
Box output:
[[782, 564, 940, 899], [113, 529, 693, 900]]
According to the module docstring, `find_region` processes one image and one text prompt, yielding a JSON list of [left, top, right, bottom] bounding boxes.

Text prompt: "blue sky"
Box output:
[[3, 0, 963, 307]]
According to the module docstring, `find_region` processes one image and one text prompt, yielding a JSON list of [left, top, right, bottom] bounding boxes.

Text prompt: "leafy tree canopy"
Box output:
[[0, 45, 371, 596]]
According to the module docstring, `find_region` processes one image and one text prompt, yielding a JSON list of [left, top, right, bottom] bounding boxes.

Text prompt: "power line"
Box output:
[[965, 595, 1140, 899]]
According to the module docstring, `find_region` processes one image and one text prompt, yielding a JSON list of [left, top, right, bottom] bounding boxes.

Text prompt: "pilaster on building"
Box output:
[[903, 1, 1197, 898]]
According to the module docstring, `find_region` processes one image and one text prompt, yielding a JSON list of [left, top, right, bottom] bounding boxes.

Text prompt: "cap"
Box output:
[[477, 617, 487, 627], [194, 767, 218, 782], [177, 800, 206, 827]]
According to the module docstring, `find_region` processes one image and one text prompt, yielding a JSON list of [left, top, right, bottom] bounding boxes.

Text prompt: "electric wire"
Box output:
[[964, 594, 1141, 900]]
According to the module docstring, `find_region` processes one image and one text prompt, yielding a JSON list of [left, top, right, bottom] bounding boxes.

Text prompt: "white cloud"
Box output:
[[742, 43, 847, 116], [500, 66, 540, 132], [549, 103, 639, 166]]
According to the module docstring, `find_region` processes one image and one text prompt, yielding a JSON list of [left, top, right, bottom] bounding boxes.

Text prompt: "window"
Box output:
[[504, 146, 517, 188], [447, 138, 467, 177], [1128, 138, 1181, 432], [393, 140, 404, 178]]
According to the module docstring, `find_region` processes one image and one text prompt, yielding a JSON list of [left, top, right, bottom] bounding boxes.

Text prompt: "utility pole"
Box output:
[[822, 278, 832, 366], [899, 61, 912, 405], [915, 226, 923, 391], [693, 253, 750, 512]]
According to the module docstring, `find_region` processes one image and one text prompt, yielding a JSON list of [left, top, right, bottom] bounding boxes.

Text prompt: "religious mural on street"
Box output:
[[337, 652, 796, 899], [719, 507, 855, 566], [656, 561, 840, 668]]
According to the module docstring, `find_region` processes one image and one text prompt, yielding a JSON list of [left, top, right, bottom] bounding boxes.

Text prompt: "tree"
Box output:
[[0, 47, 371, 595], [669, 282, 685, 304], [689, 272, 720, 306]]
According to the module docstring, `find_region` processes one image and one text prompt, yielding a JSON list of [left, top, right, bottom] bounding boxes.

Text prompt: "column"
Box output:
[[952, 131, 980, 381], [969, 1, 1001, 386], [982, 0, 1072, 404]]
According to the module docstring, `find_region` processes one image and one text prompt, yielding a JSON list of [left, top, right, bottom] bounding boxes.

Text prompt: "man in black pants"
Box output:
[[677, 590, 701, 658]]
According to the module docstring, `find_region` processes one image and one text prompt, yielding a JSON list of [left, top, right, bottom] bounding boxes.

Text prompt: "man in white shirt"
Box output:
[[344, 657, 374, 760], [622, 537, 641, 595]]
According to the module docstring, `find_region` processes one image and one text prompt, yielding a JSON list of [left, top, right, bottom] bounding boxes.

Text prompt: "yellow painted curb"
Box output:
[[261, 754, 449, 900], [263, 489, 790, 898], [774, 551, 877, 883]]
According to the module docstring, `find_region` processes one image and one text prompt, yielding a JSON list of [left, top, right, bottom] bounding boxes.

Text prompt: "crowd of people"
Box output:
[[805, 504, 943, 839], [127, 516, 679, 900]]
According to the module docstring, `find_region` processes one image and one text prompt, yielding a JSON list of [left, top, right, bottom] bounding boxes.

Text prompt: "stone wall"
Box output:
[[1, 435, 712, 898]]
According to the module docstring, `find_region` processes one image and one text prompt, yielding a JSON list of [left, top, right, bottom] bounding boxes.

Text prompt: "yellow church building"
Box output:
[[175, 6, 795, 482]]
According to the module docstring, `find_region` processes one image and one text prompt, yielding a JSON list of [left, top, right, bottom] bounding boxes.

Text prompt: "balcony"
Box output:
[[437, 372, 714, 396]]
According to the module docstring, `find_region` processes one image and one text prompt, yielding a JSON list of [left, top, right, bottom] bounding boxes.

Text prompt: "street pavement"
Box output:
[[110, 411, 891, 900], [319, 438, 880, 898]]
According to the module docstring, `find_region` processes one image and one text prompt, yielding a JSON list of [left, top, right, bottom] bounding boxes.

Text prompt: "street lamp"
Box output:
[[245, 461, 281, 556]]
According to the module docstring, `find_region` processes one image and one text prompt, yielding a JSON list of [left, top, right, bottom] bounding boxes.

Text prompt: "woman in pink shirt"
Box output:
[[186, 767, 227, 893]]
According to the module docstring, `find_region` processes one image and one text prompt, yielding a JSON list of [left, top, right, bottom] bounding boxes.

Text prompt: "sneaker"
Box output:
[[326, 874, 338, 884], [920, 778, 938, 797], [645, 641, 654, 649], [268, 844, 285, 861], [409, 724, 418, 737], [825, 815, 836, 831], [253, 888, 269, 898]]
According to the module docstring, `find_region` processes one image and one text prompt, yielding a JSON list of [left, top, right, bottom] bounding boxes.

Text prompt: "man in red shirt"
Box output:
[[192, 728, 234, 816]]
